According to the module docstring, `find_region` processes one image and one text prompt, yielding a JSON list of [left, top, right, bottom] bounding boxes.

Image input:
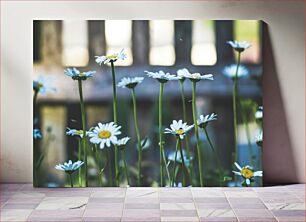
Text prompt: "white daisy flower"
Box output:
[[88, 122, 121, 149], [223, 64, 249, 79], [256, 131, 263, 147], [55, 160, 84, 173], [173, 182, 183, 187], [33, 75, 56, 95], [117, 77, 144, 89], [64, 68, 95, 81], [145, 70, 180, 83], [164, 120, 194, 139], [66, 128, 89, 138], [227, 40, 251, 52], [168, 149, 193, 167], [255, 106, 263, 119], [116, 137, 130, 147], [136, 138, 152, 151], [95, 49, 127, 65], [177, 68, 190, 81], [33, 129, 42, 139], [177, 68, 213, 82], [197, 113, 217, 129], [233, 162, 263, 186]]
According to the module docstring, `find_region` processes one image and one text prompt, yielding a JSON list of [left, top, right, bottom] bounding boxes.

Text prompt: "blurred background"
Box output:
[[33, 20, 263, 187]]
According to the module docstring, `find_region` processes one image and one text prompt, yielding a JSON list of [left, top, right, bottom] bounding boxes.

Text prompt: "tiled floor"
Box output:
[[0, 184, 304, 222]]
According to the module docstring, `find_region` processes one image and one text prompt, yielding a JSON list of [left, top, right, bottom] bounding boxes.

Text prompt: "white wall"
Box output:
[[1, 1, 305, 183]]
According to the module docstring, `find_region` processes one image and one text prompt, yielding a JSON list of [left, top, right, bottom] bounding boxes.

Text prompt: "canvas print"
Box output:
[[33, 20, 263, 187]]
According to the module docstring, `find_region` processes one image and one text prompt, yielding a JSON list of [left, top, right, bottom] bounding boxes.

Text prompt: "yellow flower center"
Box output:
[[241, 167, 254, 179], [176, 129, 185, 135], [98, 130, 111, 139], [76, 130, 83, 135], [106, 55, 118, 59], [37, 83, 43, 88], [191, 73, 201, 79]]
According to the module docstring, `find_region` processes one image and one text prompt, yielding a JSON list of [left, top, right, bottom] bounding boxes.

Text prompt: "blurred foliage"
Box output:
[[234, 20, 260, 42]]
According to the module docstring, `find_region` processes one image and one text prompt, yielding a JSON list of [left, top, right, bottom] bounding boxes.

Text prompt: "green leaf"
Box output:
[[166, 161, 171, 168], [223, 176, 232, 181], [35, 153, 45, 169], [99, 162, 107, 175], [116, 167, 124, 180], [141, 137, 148, 147]]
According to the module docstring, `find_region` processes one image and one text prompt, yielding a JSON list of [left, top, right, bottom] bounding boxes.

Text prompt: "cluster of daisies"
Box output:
[[34, 40, 263, 187]]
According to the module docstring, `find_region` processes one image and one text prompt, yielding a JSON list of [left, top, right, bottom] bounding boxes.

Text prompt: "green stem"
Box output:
[[95, 145, 103, 187], [179, 81, 192, 177], [110, 61, 119, 186], [192, 82, 203, 187], [203, 127, 223, 186], [232, 51, 241, 185], [78, 80, 88, 187], [33, 90, 38, 105], [121, 149, 130, 186], [159, 82, 164, 187], [69, 173, 73, 188], [162, 149, 171, 185], [178, 139, 187, 187], [33, 89, 39, 187], [78, 139, 82, 187], [107, 149, 113, 186], [238, 100, 254, 167], [131, 88, 142, 186], [171, 139, 179, 187]]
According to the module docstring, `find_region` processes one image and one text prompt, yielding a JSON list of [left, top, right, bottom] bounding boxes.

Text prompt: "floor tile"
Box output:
[[125, 197, 159, 203], [198, 209, 235, 217], [237, 217, 277, 222], [125, 203, 160, 209], [36, 196, 88, 210], [0, 183, 305, 222], [126, 187, 158, 198], [29, 209, 84, 218], [230, 203, 267, 209], [122, 217, 161, 221], [122, 209, 160, 217], [0, 209, 32, 221], [276, 217, 306, 222], [89, 197, 125, 203], [11, 191, 46, 199], [227, 197, 263, 204], [86, 202, 123, 209], [265, 202, 305, 210], [45, 190, 91, 197], [161, 210, 198, 217], [234, 209, 274, 218], [83, 209, 123, 217], [91, 189, 126, 198], [196, 202, 231, 209], [191, 188, 225, 197], [161, 216, 199, 222], [271, 209, 305, 217], [0, 184, 24, 191], [225, 191, 258, 198], [200, 217, 238, 221], [26, 216, 83, 221], [160, 197, 194, 203], [83, 217, 121, 222], [160, 203, 196, 210], [194, 197, 228, 203], [159, 188, 192, 198], [7, 197, 44, 204], [2, 203, 39, 209]]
